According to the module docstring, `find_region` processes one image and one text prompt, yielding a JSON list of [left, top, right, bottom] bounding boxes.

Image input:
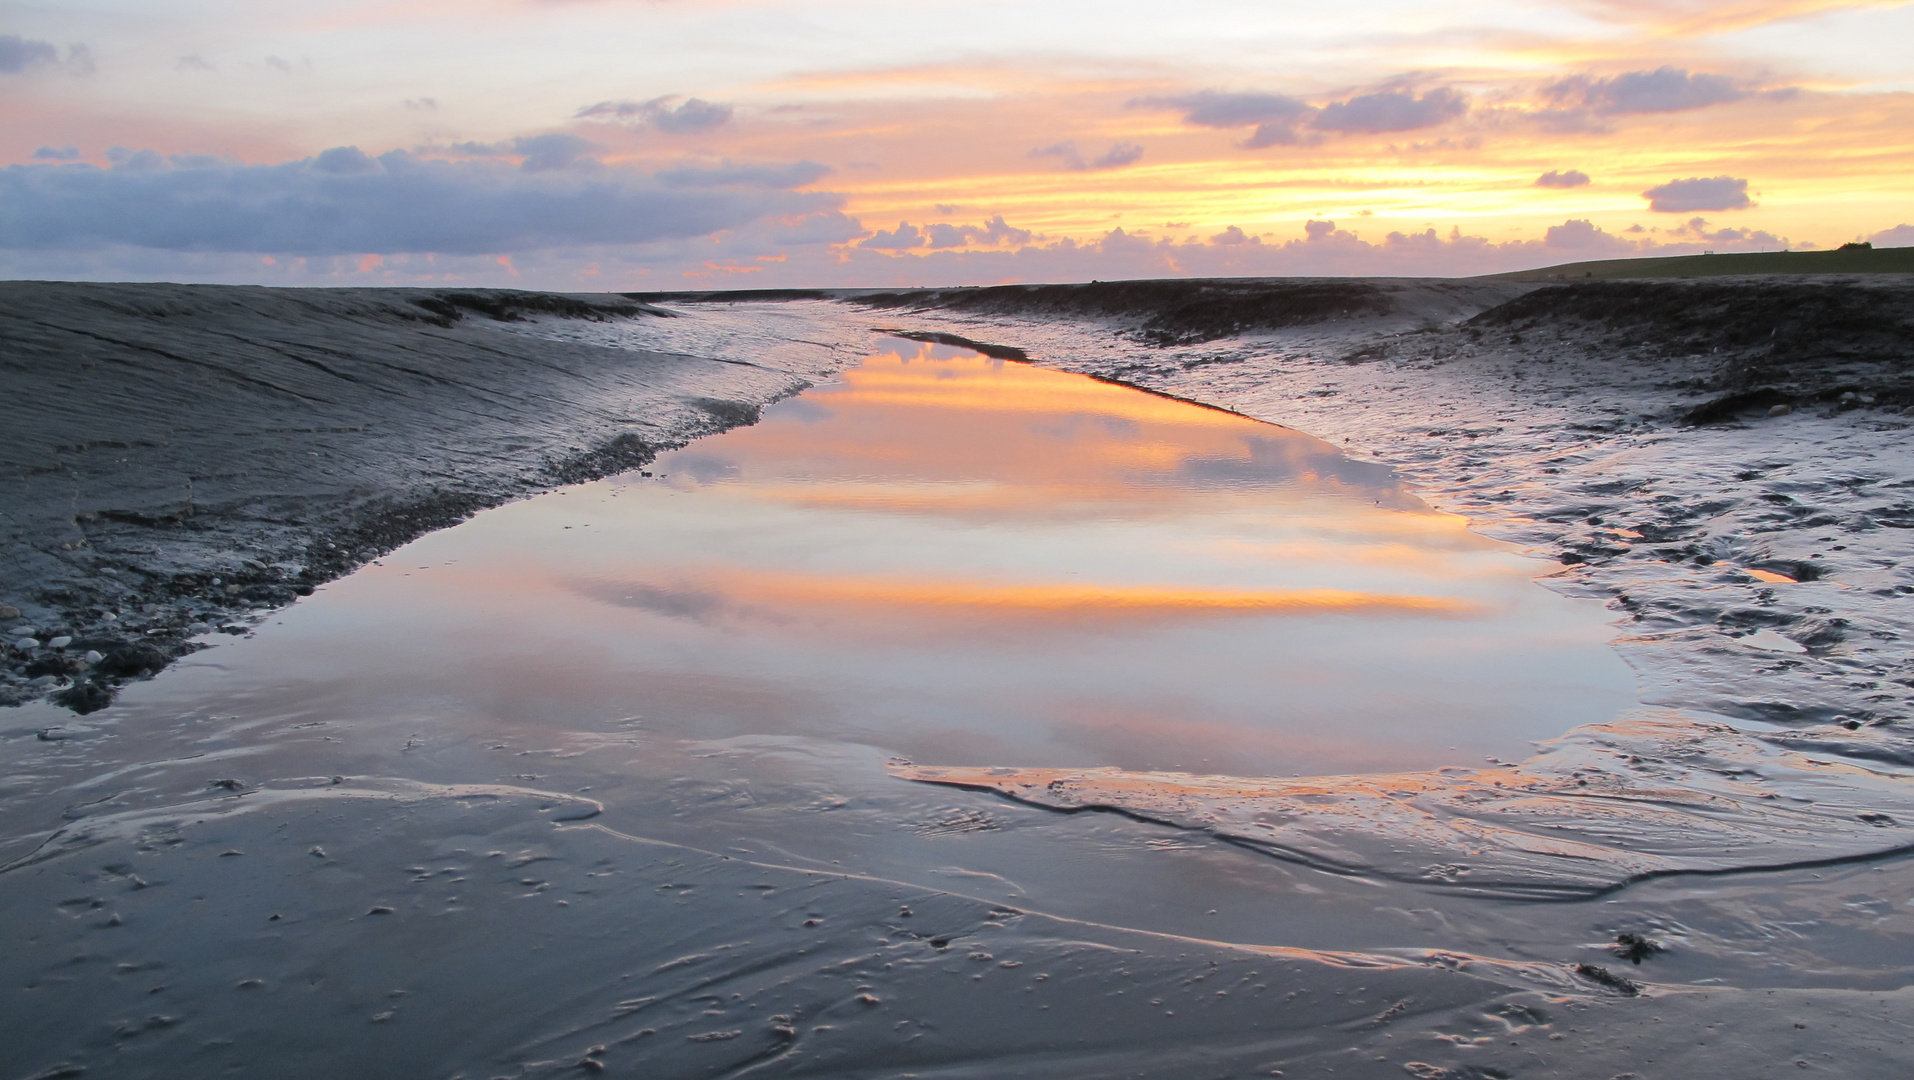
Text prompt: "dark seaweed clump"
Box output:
[[1573, 963, 1642, 996], [1610, 932, 1665, 965]]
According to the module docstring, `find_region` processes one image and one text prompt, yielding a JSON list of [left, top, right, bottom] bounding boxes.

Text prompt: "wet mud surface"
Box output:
[[0, 283, 861, 711], [7, 280, 1914, 1077]]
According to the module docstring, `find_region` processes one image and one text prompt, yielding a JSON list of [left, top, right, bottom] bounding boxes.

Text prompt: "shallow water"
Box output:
[[189, 341, 1626, 770], [8, 338, 1635, 921]]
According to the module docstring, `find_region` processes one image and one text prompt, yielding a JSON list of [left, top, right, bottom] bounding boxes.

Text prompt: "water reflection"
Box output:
[[83, 341, 1635, 787], [418, 339, 1629, 777]]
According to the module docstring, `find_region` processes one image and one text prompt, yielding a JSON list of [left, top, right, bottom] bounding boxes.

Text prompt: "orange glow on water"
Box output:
[[672, 345, 1433, 517], [580, 569, 1484, 624]]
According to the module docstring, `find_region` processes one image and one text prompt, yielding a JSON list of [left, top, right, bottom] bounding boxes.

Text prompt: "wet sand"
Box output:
[[6, 277, 1914, 1078]]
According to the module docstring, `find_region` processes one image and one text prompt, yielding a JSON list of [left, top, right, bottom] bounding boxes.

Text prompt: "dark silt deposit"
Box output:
[[0, 282, 853, 710]]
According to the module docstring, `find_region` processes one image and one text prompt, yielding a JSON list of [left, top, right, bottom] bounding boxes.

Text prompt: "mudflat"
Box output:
[[5, 275, 1914, 1079], [0, 283, 853, 710]]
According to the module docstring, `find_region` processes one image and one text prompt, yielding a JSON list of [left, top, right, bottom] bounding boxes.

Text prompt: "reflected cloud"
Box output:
[[658, 345, 1421, 515], [576, 580, 732, 622], [574, 568, 1484, 627]]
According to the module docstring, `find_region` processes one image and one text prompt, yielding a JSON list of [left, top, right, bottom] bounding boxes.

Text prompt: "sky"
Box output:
[[2, 0, 1911, 287]]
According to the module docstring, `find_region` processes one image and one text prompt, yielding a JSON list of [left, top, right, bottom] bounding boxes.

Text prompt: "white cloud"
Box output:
[[575, 96, 734, 134], [1641, 175, 1752, 212]]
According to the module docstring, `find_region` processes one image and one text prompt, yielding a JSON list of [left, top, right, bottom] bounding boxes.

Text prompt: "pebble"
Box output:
[[83, 650, 104, 664], [0, 604, 18, 619], [1768, 404, 1793, 417], [15, 638, 40, 649], [48, 635, 72, 649], [29, 675, 57, 687]]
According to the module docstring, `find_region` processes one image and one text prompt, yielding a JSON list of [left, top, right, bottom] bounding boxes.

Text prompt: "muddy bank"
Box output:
[[1461, 276, 1914, 419], [0, 282, 857, 712], [852, 277, 1531, 346], [864, 273, 1914, 890], [863, 273, 1914, 404]]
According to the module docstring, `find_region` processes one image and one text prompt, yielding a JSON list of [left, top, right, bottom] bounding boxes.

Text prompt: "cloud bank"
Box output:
[[1548, 67, 1747, 115], [0, 149, 837, 255], [0, 206, 1818, 290], [1870, 224, 1914, 248]]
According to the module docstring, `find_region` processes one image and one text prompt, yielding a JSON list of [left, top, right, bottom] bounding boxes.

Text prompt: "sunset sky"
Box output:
[[3, 0, 1910, 286]]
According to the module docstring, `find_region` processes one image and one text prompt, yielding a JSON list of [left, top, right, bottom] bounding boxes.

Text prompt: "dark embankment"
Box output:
[[851, 277, 1529, 345], [0, 282, 814, 713], [624, 287, 841, 303], [846, 273, 1914, 422], [1463, 277, 1914, 422], [1489, 244, 1914, 282]]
